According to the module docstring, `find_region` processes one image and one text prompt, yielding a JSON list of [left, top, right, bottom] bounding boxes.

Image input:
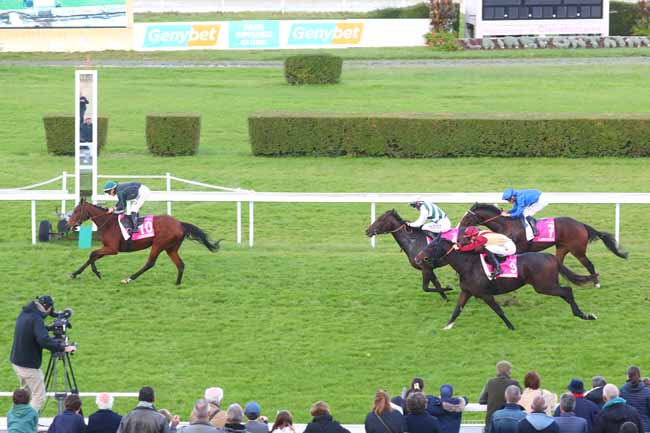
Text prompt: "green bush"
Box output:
[[425, 31, 461, 51], [249, 113, 650, 158], [43, 114, 108, 155], [146, 113, 201, 156], [368, 2, 430, 18], [610, 1, 639, 35], [284, 55, 343, 85]]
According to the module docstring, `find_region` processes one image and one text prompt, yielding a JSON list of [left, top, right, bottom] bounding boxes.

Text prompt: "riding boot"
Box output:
[[526, 216, 539, 236], [130, 212, 139, 236], [487, 250, 502, 279], [423, 230, 438, 242]]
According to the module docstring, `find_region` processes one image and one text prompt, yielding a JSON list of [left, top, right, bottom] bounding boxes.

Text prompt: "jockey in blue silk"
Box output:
[[500, 188, 548, 237], [103, 180, 151, 238], [408, 196, 452, 240]]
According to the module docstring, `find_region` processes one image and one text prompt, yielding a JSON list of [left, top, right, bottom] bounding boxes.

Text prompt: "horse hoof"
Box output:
[[588, 313, 598, 320], [69, 273, 76, 279], [121, 278, 132, 284], [595, 283, 601, 288], [444, 285, 453, 292], [95, 273, 102, 280], [443, 322, 455, 331]]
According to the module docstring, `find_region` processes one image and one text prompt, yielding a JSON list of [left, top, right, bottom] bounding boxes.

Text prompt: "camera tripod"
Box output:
[[43, 349, 79, 414]]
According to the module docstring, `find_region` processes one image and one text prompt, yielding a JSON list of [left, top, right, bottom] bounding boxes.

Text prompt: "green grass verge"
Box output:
[[0, 65, 649, 422]]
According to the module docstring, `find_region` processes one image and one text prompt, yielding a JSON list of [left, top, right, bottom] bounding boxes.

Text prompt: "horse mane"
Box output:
[[82, 200, 109, 211], [470, 202, 501, 214], [388, 209, 405, 224]]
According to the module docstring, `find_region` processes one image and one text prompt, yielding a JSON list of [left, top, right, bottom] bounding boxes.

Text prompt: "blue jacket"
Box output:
[[48, 410, 87, 433], [487, 403, 527, 433], [553, 397, 599, 432], [428, 396, 467, 433], [620, 381, 650, 432], [553, 412, 588, 433], [504, 189, 541, 218], [405, 412, 440, 433], [87, 409, 122, 433], [518, 412, 559, 433], [7, 403, 39, 433]]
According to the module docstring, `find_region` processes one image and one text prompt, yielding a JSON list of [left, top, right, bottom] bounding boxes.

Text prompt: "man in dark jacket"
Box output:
[[479, 361, 520, 428], [487, 385, 526, 433], [117, 387, 179, 433], [620, 367, 650, 433], [47, 394, 86, 433], [429, 384, 467, 433], [303, 401, 351, 433], [10, 296, 76, 411], [586, 377, 607, 409], [553, 379, 599, 433], [518, 396, 559, 433], [593, 384, 643, 433], [87, 392, 122, 433], [554, 393, 587, 433]]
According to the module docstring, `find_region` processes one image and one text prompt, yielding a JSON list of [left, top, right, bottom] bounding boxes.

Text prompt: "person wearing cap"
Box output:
[[103, 180, 151, 238], [10, 296, 76, 411], [500, 188, 547, 237], [454, 226, 516, 279], [407, 196, 452, 240], [553, 379, 598, 432], [244, 402, 269, 433], [428, 385, 467, 433]]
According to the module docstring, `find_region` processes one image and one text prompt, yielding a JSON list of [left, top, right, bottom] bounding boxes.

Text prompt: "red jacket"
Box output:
[[458, 235, 488, 252]]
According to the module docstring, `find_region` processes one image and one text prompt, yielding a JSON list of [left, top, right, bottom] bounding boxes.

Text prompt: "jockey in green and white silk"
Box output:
[[103, 181, 151, 238], [408, 196, 452, 239]]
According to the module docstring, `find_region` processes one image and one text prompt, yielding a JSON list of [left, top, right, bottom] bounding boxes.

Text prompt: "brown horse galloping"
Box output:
[[67, 199, 222, 285], [459, 203, 628, 288]]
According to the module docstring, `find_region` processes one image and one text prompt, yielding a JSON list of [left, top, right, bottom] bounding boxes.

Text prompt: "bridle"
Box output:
[[466, 209, 501, 225], [74, 202, 112, 231]]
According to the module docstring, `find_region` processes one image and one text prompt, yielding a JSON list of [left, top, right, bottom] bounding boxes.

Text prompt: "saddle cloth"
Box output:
[[118, 214, 155, 241], [526, 218, 556, 242], [430, 228, 458, 244], [479, 253, 518, 280]]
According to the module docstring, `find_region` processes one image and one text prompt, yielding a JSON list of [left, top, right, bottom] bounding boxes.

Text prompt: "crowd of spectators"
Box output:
[[6, 363, 650, 433]]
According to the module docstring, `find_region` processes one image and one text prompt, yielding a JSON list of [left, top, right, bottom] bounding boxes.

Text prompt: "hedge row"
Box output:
[[249, 113, 650, 157], [43, 114, 108, 155], [284, 55, 343, 85], [146, 113, 202, 156]]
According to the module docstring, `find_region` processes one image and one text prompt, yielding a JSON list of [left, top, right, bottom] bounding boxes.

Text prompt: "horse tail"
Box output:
[[558, 261, 597, 286], [583, 224, 629, 259], [181, 222, 222, 252]]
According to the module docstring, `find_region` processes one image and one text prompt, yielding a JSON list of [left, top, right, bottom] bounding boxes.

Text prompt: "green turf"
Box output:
[[0, 65, 649, 422], [0, 0, 123, 10]]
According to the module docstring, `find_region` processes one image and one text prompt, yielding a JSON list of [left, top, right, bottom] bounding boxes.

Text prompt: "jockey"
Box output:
[[501, 188, 548, 237], [455, 226, 516, 279], [407, 196, 452, 240], [103, 181, 151, 238]]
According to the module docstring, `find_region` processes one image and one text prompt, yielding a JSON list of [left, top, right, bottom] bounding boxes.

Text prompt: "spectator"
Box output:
[[643, 380, 650, 390], [404, 392, 440, 433], [7, 389, 38, 433], [518, 395, 559, 433], [586, 377, 608, 409], [303, 401, 350, 433], [271, 411, 295, 433], [80, 117, 93, 143], [620, 366, 650, 433], [179, 400, 219, 433], [364, 390, 405, 433], [593, 384, 643, 433], [553, 379, 598, 432], [244, 402, 269, 433], [487, 385, 526, 433], [479, 361, 520, 427], [520, 372, 558, 416], [392, 378, 436, 415], [553, 393, 587, 433], [428, 385, 467, 433], [621, 422, 640, 433], [87, 392, 122, 433], [190, 388, 227, 428], [221, 403, 251, 433], [47, 394, 87, 433], [117, 386, 179, 433]]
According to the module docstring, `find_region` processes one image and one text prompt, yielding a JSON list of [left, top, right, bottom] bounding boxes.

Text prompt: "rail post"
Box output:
[[370, 202, 376, 248], [249, 199, 254, 247], [237, 201, 242, 245], [615, 203, 620, 243], [61, 171, 67, 214], [31, 200, 36, 245], [166, 172, 172, 215]]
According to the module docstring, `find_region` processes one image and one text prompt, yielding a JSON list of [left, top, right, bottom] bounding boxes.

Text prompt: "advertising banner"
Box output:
[[229, 20, 279, 48], [0, 0, 128, 28]]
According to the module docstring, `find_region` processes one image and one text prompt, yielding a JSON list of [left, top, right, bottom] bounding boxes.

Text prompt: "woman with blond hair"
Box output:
[[303, 401, 350, 433], [365, 390, 405, 433], [519, 371, 557, 415]]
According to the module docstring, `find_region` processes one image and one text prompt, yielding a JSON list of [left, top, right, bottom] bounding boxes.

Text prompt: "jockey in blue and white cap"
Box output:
[[501, 188, 548, 237], [408, 195, 452, 240]]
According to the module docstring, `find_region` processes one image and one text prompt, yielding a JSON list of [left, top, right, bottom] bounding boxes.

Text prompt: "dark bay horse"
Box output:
[[67, 199, 222, 285], [414, 238, 597, 330], [366, 209, 453, 301], [459, 203, 628, 288]]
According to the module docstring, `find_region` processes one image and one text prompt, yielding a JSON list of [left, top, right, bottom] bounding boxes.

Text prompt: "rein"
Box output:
[[467, 209, 501, 225], [79, 205, 113, 231], [390, 224, 408, 233]]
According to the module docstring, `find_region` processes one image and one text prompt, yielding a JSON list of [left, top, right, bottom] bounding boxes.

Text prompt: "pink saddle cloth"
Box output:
[[532, 218, 556, 242], [432, 228, 459, 244], [480, 254, 518, 279], [118, 215, 155, 240]]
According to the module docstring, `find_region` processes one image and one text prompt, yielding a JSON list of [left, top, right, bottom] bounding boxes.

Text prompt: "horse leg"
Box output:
[[574, 252, 600, 288], [481, 295, 516, 330], [443, 290, 472, 330], [122, 246, 162, 284], [536, 283, 597, 320], [70, 247, 117, 279], [166, 246, 185, 286], [421, 268, 451, 301]]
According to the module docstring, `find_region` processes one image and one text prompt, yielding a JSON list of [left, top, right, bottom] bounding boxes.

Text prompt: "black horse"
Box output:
[[459, 203, 628, 288], [414, 237, 598, 330], [366, 209, 453, 301]]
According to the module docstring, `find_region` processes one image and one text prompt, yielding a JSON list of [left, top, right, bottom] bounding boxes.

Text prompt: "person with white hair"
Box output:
[[178, 399, 220, 433], [190, 387, 227, 428], [87, 392, 123, 433], [593, 384, 643, 433]]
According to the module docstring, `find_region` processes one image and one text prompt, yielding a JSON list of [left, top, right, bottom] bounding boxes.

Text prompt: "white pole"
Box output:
[[615, 203, 620, 243], [166, 172, 172, 215], [341, 0, 346, 11], [249, 200, 254, 247], [61, 171, 67, 214], [31, 200, 36, 245], [281, 0, 285, 13], [371, 202, 376, 248], [237, 201, 242, 245]]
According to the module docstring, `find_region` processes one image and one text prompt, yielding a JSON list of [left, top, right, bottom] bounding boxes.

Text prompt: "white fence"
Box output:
[[133, 0, 423, 13]]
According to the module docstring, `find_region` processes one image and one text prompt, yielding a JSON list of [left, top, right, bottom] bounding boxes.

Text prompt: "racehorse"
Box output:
[[414, 238, 597, 330], [67, 199, 222, 285], [366, 209, 453, 301], [459, 203, 628, 288]]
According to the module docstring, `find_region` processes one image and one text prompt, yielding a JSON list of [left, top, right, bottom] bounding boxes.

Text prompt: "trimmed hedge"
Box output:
[[249, 113, 650, 157], [368, 2, 430, 18], [43, 114, 108, 155], [610, 1, 640, 35], [146, 113, 201, 156], [284, 55, 343, 85]]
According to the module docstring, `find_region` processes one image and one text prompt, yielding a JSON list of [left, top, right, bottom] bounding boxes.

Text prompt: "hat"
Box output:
[[103, 181, 118, 192], [244, 401, 261, 418], [464, 226, 479, 238], [502, 188, 515, 201], [440, 384, 454, 399], [568, 378, 586, 394], [37, 295, 54, 309]]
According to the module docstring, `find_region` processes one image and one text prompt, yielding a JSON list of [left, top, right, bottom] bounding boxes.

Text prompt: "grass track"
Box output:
[[0, 64, 649, 422]]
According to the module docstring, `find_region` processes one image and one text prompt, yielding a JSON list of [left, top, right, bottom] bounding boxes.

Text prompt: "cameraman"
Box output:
[[10, 295, 76, 411]]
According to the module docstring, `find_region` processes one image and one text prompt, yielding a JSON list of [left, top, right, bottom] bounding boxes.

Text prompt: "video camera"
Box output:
[[47, 308, 73, 340]]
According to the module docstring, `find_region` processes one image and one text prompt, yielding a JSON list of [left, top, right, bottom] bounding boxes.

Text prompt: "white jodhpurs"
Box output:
[[485, 241, 517, 256], [523, 193, 548, 217], [422, 216, 452, 233], [125, 185, 150, 215]]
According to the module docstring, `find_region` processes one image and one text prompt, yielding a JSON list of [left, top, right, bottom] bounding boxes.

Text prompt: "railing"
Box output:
[[133, 0, 422, 13]]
